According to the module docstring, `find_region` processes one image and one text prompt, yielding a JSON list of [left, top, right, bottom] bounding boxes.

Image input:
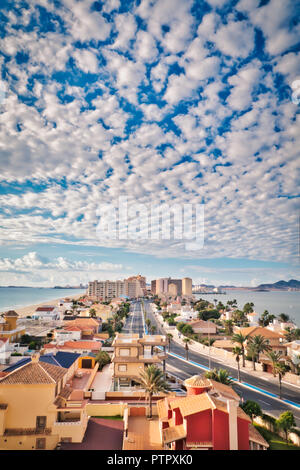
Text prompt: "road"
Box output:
[[126, 299, 300, 427]]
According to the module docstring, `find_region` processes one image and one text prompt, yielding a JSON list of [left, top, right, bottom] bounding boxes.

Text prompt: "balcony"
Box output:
[[4, 427, 51, 436]]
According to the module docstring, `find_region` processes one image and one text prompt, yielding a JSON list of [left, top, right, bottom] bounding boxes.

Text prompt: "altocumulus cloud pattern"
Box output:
[[0, 0, 299, 285]]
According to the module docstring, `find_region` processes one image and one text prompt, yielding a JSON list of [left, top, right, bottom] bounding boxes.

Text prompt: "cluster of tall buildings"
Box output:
[[151, 277, 192, 297], [87, 275, 146, 301]]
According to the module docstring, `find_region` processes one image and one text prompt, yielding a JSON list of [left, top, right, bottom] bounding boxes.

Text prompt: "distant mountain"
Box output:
[[256, 279, 300, 290]]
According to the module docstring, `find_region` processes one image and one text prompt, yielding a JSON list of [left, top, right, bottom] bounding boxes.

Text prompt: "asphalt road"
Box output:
[[127, 299, 300, 427]]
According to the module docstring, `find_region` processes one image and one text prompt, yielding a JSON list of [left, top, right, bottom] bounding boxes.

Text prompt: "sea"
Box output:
[[0, 287, 86, 312], [194, 290, 300, 326]]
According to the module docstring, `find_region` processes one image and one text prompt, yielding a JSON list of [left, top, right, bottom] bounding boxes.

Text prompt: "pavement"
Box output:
[[140, 299, 300, 427]]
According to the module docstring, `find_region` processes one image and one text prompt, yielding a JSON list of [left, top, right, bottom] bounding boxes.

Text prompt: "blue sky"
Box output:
[[0, 0, 299, 287]]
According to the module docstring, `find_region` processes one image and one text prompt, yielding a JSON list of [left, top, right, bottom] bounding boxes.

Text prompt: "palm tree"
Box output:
[[247, 340, 258, 371], [224, 319, 234, 335], [231, 332, 249, 367], [150, 325, 156, 335], [278, 313, 289, 323], [247, 335, 271, 370], [204, 368, 234, 386], [232, 346, 242, 382], [266, 350, 283, 377], [138, 365, 170, 418], [273, 359, 289, 400], [89, 308, 96, 318], [266, 350, 289, 399], [166, 333, 173, 352], [183, 337, 192, 361]]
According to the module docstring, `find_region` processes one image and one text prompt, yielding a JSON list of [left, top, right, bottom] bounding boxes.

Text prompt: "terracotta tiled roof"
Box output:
[[44, 341, 101, 351], [64, 326, 82, 331], [184, 375, 212, 388], [64, 318, 99, 327], [36, 306, 55, 312], [0, 361, 67, 385], [249, 424, 269, 447], [162, 424, 186, 444], [208, 379, 240, 401], [170, 394, 215, 417], [4, 310, 18, 317], [239, 326, 282, 339]]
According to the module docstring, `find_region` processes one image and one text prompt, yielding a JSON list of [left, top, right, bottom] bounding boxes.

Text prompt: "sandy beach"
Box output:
[[2, 293, 84, 318]]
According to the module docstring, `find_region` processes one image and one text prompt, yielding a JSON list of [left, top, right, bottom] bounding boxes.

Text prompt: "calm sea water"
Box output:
[[0, 287, 86, 312], [195, 290, 300, 326]]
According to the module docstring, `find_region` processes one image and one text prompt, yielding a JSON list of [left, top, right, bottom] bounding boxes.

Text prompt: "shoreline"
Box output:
[[0, 293, 85, 318]]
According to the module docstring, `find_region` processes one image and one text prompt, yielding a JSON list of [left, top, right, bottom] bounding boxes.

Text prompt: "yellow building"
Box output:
[[182, 278, 192, 296], [112, 333, 168, 390], [0, 311, 26, 343], [0, 353, 89, 450], [168, 283, 178, 296]]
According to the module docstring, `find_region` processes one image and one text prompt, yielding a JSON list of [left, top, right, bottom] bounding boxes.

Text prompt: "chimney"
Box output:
[[227, 399, 238, 450], [31, 352, 40, 363]]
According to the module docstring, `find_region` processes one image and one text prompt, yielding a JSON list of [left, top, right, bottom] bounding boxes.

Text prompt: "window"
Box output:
[[36, 438, 46, 449], [36, 416, 47, 429], [118, 364, 127, 372], [119, 348, 130, 356]]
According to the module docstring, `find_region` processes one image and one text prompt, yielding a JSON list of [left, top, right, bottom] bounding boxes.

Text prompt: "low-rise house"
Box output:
[[246, 311, 259, 326], [0, 311, 26, 343], [283, 340, 300, 373], [0, 352, 94, 449], [42, 341, 101, 355], [112, 333, 168, 390], [33, 306, 60, 321], [267, 319, 297, 334], [62, 318, 102, 336], [79, 303, 112, 322], [156, 375, 269, 450], [188, 319, 217, 335], [238, 326, 286, 352], [54, 327, 82, 343]]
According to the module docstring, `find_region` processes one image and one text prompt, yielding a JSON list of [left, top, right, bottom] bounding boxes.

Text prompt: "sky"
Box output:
[[0, 0, 299, 287]]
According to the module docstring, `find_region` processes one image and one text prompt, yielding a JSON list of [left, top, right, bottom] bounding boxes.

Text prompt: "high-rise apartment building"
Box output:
[[87, 280, 125, 300], [87, 275, 146, 301], [182, 277, 192, 296]]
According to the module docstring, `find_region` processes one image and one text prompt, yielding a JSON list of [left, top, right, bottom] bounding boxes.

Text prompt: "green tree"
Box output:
[[95, 351, 111, 371], [231, 332, 250, 367], [243, 302, 254, 314], [204, 368, 234, 386], [183, 337, 192, 361], [89, 308, 96, 318], [166, 333, 173, 352], [224, 319, 234, 335], [241, 400, 262, 422], [232, 346, 242, 382], [267, 351, 289, 399], [259, 310, 276, 327], [276, 411, 296, 444], [247, 335, 271, 370], [231, 309, 247, 326], [138, 365, 170, 418], [277, 313, 290, 323]]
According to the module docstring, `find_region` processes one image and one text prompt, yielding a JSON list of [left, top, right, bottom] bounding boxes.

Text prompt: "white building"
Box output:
[[33, 306, 60, 321], [246, 311, 259, 326]]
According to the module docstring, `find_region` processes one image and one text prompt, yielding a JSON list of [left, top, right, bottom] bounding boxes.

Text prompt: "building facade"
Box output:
[[112, 333, 168, 390]]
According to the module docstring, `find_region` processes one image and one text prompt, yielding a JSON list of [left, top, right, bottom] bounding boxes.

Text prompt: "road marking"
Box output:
[[166, 350, 300, 410]]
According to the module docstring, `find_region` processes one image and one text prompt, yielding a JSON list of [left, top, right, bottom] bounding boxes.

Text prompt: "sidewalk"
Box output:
[[152, 309, 300, 390]]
